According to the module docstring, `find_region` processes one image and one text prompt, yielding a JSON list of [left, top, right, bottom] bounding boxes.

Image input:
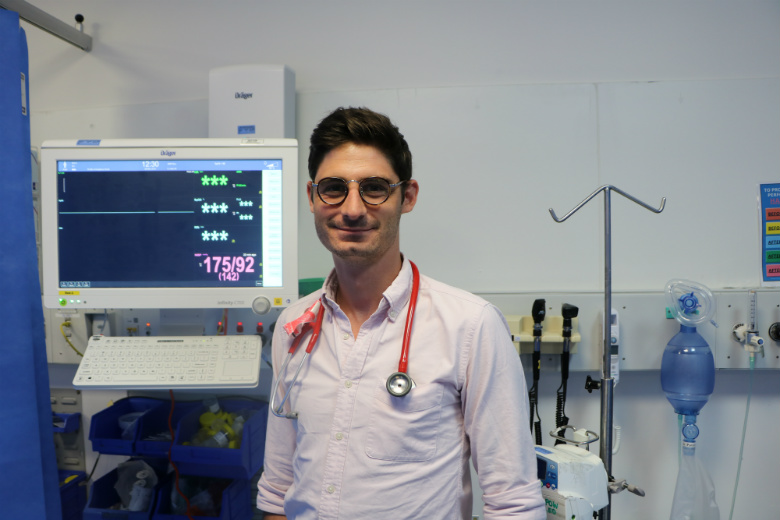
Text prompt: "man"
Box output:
[[257, 107, 544, 519]]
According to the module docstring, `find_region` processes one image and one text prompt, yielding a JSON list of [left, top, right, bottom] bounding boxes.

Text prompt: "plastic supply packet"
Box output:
[[113, 460, 159, 511]]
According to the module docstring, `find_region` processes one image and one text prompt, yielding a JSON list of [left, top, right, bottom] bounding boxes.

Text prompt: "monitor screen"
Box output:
[[40, 138, 298, 311]]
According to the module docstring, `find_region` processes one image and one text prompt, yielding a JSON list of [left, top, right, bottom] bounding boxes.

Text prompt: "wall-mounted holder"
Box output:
[[506, 315, 581, 354]]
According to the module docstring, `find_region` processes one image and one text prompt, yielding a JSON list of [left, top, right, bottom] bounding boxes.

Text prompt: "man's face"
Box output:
[[307, 143, 417, 267]]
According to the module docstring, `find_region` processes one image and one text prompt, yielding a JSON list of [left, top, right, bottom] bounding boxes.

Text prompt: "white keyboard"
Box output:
[[72, 335, 262, 389]]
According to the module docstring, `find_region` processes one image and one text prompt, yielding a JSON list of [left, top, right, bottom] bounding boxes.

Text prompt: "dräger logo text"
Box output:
[[160, 150, 176, 157], [235, 91, 253, 100]]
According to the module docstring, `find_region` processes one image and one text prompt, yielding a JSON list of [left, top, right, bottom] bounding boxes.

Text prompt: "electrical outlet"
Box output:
[[45, 308, 88, 363]]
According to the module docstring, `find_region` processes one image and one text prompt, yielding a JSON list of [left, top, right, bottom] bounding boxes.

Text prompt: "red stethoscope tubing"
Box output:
[[292, 261, 419, 373], [272, 261, 420, 416], [398, 261, 420, 374]]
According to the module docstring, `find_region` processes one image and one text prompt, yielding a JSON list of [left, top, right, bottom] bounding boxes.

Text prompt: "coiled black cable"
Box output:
[[554, 383, 569, 446]]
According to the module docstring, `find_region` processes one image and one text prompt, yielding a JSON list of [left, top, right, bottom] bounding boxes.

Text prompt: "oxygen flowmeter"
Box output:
[[732, 289, 765, 357]]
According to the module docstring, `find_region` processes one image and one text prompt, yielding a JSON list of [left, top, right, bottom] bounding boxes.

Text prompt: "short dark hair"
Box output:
[[308, 107, 413, 182]]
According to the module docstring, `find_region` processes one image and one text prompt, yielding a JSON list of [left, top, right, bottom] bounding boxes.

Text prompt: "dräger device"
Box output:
[[209, 64, 295, 139], [40, 138, 299, 312]]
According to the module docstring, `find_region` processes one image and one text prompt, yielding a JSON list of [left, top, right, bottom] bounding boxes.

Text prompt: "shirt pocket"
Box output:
[[365, 381, 444, 462]]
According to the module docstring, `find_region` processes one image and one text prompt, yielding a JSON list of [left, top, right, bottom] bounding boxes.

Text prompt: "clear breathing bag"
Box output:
[[670, 449, 721, 520]]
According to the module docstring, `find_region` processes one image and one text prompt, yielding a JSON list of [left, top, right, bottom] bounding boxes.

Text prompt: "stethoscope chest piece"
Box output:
[[386, 371, 415, 397]]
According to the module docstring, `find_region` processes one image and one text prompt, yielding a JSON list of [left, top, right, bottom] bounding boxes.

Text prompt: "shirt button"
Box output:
[[389, 310, 398, 318], [344, 380, 352, 388], [335, 432, 344, 440], [342, 332, 350, 340], [327, 485, 335, 494]]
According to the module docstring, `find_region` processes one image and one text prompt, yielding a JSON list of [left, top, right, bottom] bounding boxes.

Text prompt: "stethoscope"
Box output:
[[270, 261, 421, 419]]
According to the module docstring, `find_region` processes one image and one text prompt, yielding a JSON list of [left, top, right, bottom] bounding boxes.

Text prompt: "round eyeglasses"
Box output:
[[311, 177, 406, 206]]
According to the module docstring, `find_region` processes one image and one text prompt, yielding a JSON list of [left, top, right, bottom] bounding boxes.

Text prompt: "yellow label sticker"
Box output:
[[59, 291, 80, 296], [274, 298, 283, 306]]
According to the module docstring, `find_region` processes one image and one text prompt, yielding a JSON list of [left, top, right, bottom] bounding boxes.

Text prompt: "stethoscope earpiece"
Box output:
[[386, 371, 415, 397]]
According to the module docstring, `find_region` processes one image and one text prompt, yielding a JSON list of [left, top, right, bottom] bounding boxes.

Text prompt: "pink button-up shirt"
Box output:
[[257, 259, 545, 519]]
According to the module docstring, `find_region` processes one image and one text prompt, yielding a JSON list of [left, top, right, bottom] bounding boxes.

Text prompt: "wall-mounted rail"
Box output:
[[1, 0, 91, 51]]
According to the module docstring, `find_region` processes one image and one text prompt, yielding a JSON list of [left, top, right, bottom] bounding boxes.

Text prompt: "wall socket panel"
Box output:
[[480, 289, 780, 371], [46, 307, 282, 364], [45, 308, 91, 364], [716, 290, 780, 368], [43, 291, 779, 370]]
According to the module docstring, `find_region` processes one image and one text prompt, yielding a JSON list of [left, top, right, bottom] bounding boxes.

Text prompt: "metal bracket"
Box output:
[[1, 0, 92, 51]]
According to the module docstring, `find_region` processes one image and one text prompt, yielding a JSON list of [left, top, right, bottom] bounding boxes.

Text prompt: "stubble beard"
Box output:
[[315, 214, 401, 266]]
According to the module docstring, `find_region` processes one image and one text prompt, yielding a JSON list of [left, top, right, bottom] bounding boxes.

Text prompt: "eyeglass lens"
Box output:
[[317, 178, 395, 205]]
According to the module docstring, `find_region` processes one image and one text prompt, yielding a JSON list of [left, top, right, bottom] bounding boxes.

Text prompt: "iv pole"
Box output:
[[549, 185, 665, 520]]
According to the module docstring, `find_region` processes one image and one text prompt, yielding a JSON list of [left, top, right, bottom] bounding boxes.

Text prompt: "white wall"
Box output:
[[22, 1, 780, 518]]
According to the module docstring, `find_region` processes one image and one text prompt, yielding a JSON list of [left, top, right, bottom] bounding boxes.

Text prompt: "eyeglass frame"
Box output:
[[310, 176, 407, 206]]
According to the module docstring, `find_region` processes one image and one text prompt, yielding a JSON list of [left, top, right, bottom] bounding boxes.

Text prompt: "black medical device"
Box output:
[[555, 303, 579, 445], [528, 298, 545, 444]]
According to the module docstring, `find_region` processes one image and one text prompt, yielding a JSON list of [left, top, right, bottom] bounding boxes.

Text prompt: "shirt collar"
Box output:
[[382, 257, 414, 322], [321, 256, 414, 323]]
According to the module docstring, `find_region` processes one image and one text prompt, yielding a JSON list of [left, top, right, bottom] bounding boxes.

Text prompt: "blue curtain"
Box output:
[[0, 10, 62, 519]]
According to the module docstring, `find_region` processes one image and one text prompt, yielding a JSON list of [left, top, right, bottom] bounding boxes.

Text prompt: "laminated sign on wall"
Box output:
[[759, 183, 780, 286]]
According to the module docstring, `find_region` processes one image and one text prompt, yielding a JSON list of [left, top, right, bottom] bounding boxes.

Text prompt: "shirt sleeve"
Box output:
[[462, 304, 546, 519], [256, 315, 297, 515]]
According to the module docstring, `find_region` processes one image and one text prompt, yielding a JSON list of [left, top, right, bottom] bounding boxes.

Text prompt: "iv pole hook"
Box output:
[[549, 184, 665, 223], [548, 184, 665, 520]]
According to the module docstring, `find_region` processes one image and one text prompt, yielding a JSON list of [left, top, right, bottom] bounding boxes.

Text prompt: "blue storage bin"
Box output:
[[152, 477, 251, 520], [171, 399, 268, 479], [89, 397, 164, 455], [59, 470, 87, 520], [135, 400, 201, 458], [54, 412, 82, 433], [82, 467, 159, 520]]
